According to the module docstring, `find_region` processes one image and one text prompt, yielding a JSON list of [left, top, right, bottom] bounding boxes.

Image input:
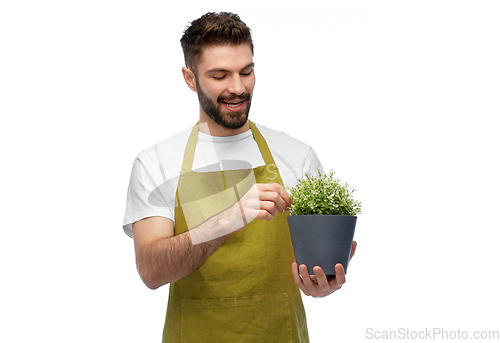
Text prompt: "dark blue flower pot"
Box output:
[[287, 215, 357, 276]]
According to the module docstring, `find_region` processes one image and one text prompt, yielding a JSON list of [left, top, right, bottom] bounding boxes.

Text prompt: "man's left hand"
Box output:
[[292, 241, 357, 298]]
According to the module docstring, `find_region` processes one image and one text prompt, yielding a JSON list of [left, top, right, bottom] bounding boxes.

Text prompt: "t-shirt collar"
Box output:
[[197, 128, 253, 143]]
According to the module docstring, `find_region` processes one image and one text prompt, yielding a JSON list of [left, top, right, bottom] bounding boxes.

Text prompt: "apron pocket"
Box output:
[[180, 293, 292, 342]]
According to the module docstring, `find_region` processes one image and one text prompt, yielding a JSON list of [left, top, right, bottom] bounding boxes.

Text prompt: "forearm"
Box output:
[[136, 212, 231, 289], [135, 183, 290, 289]]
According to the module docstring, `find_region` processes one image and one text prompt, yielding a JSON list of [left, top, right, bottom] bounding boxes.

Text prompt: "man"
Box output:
[[123, 12, 356, 342]]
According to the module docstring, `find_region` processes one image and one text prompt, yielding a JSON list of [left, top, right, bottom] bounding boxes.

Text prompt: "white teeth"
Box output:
[[223, 100, 244, 107]]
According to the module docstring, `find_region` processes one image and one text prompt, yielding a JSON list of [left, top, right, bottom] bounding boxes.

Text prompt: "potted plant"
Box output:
[[287, 170, 361, 276]]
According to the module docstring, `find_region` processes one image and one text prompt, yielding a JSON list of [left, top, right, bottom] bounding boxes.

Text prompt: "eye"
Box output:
[[241, 69, 254, 76], [213, 75, 226, 80]]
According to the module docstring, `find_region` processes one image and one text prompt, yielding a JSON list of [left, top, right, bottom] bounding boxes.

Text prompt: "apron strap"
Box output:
[[248, 121, 275, 168], [180, 122, 200, 173], [248, 121, 284, 186]]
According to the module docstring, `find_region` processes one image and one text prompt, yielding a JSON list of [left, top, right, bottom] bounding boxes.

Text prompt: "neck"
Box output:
[[198, 111, 250, 137]]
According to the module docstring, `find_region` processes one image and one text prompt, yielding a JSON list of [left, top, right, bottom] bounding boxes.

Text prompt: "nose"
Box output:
[[228, 75, 245, 96]]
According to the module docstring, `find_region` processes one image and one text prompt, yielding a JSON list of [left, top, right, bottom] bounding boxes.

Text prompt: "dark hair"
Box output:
[[180, 12, 254, 72]]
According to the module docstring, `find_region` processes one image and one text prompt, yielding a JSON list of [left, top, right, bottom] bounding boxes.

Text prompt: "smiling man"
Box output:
[[182, 43, 255, 134], [123, 12, 356, 343]]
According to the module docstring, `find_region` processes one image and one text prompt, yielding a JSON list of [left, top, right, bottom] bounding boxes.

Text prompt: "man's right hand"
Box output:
[[227, 183, 292, 230]]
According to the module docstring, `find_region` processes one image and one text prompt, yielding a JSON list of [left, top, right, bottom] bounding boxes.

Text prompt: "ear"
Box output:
[[182, 67, 197, 92]]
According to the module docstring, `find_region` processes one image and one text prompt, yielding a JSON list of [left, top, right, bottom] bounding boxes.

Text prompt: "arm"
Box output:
[[133, 215, 229, 290], [133, 183, 291, 290]]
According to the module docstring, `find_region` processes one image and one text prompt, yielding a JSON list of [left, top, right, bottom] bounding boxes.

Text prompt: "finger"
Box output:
[[275, 184, 292, 208], [292, 263, 310, 296], [331, 263, 346, 288], [263, 186, 289, 212], [239, 194, 275, 222], [241, 200, 274, 222], [259, 190, 287, 213], [350, 241, 357, 260], [259, 200, 278, 217], [256, 209, 274, 221], [260, 183, 292, 212], [299, 264, 318, 291], [312, 266, 330, 293]]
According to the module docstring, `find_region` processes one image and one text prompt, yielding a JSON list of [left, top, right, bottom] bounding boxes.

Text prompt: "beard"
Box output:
[[195, 77, 252, 130]]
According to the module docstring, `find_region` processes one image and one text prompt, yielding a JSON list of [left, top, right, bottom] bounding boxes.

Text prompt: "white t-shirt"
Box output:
[[122, 123, 323, 238]]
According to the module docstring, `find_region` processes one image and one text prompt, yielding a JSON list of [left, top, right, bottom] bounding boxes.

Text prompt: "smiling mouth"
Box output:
[[221, 99, 245, 108]]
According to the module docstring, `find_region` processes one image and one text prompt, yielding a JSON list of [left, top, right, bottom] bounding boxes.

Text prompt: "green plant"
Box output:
[[287, 170, 362, 216]]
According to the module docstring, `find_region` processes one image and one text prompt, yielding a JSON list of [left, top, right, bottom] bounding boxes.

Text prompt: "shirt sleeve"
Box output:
[[302, 148, 324, 177], [122, 151, 174, 238]]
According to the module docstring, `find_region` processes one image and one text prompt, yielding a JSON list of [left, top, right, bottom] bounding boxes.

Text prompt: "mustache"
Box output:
[[217, 92, 251, 102]]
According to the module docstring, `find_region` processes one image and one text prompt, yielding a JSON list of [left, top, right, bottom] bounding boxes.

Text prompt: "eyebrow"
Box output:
[[206, 63, 255, 74]]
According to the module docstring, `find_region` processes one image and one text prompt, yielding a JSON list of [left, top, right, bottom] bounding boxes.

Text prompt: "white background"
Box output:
[[1, 1, 499, 342]]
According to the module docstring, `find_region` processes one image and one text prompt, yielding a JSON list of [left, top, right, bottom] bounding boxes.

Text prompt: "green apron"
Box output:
[[162, 121, 309, 342]]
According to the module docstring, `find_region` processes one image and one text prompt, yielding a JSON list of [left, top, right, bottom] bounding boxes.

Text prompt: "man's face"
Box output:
[[193, 44, 255, 130]]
